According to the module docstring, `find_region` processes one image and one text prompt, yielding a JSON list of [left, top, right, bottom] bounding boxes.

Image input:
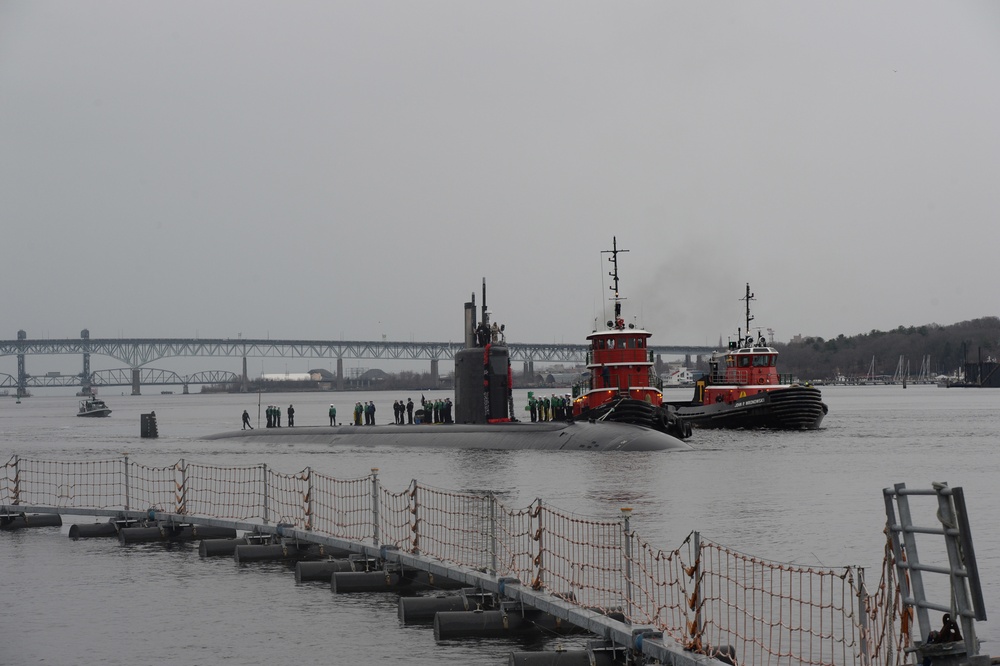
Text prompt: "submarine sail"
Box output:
[[455, 279, 513, 425]]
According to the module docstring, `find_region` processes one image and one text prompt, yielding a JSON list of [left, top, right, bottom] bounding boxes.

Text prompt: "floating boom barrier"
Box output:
[[1, 455, 992, 666]]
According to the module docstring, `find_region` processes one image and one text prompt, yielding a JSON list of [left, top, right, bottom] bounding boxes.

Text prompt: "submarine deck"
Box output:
[[203, 420, 689, 452]]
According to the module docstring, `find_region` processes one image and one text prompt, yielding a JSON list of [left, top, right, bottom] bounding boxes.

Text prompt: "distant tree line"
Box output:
[[768, 317, 1000, 381]]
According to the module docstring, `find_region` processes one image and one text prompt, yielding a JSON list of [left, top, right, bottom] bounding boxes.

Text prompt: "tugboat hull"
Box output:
[[203, 420, 690, 452], [584, 398, 692, 440], [669, 385, 826, 430]]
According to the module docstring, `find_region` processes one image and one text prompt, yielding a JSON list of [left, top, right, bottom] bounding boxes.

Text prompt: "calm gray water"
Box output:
[[2, 385, 998, 665]]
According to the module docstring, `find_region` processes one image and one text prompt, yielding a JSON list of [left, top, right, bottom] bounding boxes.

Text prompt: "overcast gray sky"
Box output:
[[3, 2, 999, 353]]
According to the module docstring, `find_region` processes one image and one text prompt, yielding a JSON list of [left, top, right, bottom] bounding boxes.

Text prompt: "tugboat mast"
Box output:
[[603, 236, 629, 330], [741, 283, 755, 346]]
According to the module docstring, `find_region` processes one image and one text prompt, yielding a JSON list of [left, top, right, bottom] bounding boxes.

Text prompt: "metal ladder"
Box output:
[[883, 482, 987, 664]]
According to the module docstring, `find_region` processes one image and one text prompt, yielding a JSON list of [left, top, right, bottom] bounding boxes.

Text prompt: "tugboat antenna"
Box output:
[[602, 236, 629, 329]]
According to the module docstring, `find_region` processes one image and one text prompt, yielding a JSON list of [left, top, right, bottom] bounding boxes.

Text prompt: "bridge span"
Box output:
[[0, 334, 715, 397]]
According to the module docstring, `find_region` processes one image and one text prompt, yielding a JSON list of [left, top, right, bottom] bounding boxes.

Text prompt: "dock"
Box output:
[[2, 455, 990, 666]]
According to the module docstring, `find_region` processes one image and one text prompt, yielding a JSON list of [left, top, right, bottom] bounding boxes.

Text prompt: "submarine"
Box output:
[[203, 281, 690, 452]]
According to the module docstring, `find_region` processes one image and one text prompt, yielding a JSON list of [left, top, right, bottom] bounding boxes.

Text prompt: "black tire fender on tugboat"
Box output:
[[650, 406, 691, 440]]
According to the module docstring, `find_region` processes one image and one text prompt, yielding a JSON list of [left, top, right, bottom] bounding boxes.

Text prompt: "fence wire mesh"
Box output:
[[311, 471, 372, 541]]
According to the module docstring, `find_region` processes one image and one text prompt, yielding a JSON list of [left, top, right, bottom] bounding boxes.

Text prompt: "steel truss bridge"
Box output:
[[0, 369, 241, 392], [0, 337, 714, 396]]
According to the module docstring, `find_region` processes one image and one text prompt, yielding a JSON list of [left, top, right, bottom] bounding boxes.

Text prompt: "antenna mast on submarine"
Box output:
[[481, 278, 489, 331]]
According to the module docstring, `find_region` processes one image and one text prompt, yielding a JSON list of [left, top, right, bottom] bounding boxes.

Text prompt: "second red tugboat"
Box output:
[[665, 284, 828, 430], [571, 238, 691, 440]]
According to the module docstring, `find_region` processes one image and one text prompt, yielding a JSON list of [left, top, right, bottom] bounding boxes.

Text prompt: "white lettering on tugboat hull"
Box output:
[[738, 397, 766, 407]]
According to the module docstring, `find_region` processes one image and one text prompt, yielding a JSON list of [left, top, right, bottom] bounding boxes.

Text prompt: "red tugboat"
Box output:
[[571, 238, 691, 440], [666, 284, 828, 429]]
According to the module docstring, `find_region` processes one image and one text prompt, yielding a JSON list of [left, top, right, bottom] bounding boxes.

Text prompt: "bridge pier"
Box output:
[[241, 357, 248, 393], [16, 330, 28, 398], [336, 358, 343, 390], [131, 368, 141, 396], [80, 329, 93, 395], [430, 359, 439, 387], [17, 354, 27, 398]]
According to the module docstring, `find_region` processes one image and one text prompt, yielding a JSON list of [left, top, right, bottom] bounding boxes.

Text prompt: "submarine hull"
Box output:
[[202, 420, 689, 452]]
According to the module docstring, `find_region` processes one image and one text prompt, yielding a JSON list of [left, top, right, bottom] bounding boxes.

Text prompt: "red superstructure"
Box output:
[[695, 340, 784, 406], [575, 314, 662, 413]]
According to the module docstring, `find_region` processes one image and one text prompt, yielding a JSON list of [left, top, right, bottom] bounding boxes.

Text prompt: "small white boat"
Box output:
[[78, 398, 112, 417]]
